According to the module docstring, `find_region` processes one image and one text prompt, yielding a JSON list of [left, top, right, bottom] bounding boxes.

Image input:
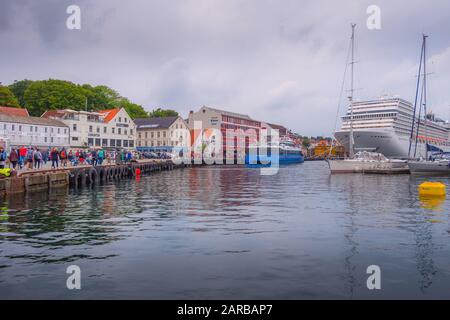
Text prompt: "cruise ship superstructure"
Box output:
[[334, 97, 450, 158]]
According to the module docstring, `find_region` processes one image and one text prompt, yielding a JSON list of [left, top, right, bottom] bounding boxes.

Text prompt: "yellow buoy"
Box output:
[[418, 182, 446, 197]]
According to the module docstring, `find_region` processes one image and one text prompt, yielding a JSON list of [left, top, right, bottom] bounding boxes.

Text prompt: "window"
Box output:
[[145, 132, 148, 138], [12, 125, 15, 131], [102, 139, 108, 147], [119, 117, 122, 122], [151, 132, 154, 138], [138, 132, 141, 139], [64, 128, 67, 134], [97, 127, 100, 133], [18, 125, 21, 131], [35, 126, 38, 132], [157, 131, 160, 138], [30, 126, 33, 132], [45, 137, 47, 143], [118, 128, 121, 134], [89, 126, 93, 133], [88, 138, 94, 146], [129, 140, 134, 147], [51, 128, 54, 133], [110, 139, 116, 147], [72, 137, 78, 141], [73, 124, 77, 131], [58, 128, 60, 134], [163, 131, 166, 138], [3, 124, 6, 130], [116, 139, 122, 147], [130, 129, 133, 135], [125, 118, 127, 123], [51, 137, 54, 143], [95, 138, 101, 146], [103, 127, 107, 133], [124, 129, 127, 135], [112, 128, 115, 134], [123, 140, 129, 147]]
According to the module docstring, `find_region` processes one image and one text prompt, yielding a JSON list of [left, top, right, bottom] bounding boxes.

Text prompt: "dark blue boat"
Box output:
[[245, 140, 304, 167]]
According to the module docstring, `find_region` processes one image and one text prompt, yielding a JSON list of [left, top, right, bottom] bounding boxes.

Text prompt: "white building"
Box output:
[[0, 109, 69, 150], [134, 116, 188, 152], [42, 108, 136, 149]]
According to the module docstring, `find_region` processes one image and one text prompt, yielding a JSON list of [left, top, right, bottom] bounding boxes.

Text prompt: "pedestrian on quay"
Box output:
[[50, 147, 59, 169], [68, 150, 74, 166], [33, 148, 42, 169], [78, 150, 85, 165], [42, 149, 49, 165], [0, 147, 7, 169], [91, 149, 98, 166], [19, 145, 27, 169], [60, 147, 68, 167], [97, 149, 104, 165], [26, 147, 34, 170], [8, 148, 19, 169], [126, 151, 132, 163]]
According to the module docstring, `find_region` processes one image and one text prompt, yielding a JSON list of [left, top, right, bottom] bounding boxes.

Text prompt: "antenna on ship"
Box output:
[[348, 23, 356, 158]]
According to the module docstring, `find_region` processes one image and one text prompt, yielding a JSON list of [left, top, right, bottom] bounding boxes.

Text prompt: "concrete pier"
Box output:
[[0, 159, 187, 196]]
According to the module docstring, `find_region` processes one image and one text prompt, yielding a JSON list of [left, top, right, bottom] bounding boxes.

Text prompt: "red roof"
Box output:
[[98, 108, 121, 123], [41, 110, 65, 118], [0, 106, 29, 117]]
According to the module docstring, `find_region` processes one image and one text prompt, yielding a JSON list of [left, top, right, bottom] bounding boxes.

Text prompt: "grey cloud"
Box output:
[[1, 0, 450, 135]]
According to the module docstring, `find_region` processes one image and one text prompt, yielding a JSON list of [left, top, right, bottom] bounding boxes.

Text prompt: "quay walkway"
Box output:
[[0, 159, 188, 196]]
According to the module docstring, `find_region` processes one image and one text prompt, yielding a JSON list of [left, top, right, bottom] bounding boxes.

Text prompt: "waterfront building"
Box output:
[[42, 108, 136, 149], [186, 106, 261, 155], [134, 116, 188, 152], [0, 107, 69, 149]]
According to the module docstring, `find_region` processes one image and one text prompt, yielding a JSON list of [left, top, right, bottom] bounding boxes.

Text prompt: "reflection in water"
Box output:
[[1, 162, 450, 299]]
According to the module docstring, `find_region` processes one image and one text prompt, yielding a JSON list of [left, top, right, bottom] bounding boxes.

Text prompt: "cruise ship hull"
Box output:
[[334, 129, 441, 158]]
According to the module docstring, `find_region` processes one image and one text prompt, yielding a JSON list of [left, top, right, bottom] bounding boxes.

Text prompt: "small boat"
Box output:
[[328, 151, 409, 173], [408, 152, 450, 175]]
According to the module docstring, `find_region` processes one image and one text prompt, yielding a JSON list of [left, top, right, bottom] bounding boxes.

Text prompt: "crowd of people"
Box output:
[[0, 145, 141, 170]]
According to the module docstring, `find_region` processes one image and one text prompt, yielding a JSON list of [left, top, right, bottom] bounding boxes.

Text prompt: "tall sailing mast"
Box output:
[[348, 23, 356, 158]]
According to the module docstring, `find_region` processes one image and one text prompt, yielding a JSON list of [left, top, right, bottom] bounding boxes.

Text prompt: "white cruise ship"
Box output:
[[334, 97, 450, 158]]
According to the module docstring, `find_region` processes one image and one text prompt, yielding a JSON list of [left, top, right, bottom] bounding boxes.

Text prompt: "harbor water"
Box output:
[[1, 161, 450, 299]]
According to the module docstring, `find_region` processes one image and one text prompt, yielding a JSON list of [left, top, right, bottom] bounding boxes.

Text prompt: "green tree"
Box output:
[[148, 107, 179, 118], [23, 79, 87, 116], [8, 79, 33, 107], [0, 85, 20, 107], [118, 98, 148, 119], [81, 84, 121, 111]]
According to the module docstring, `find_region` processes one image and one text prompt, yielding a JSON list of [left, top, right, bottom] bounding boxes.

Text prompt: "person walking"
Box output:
[[50, 147, 59, 169], [91, 149, 98, 166], [19, 145, 27, 169], [33, 148, 43, 169], [8, 148, 19, 169], [97, 149, 104, 165], [26, 147, 34, 170], [42, 149, 49, 165], [0, 147, 7, 169], [60, 147, 68, 167]]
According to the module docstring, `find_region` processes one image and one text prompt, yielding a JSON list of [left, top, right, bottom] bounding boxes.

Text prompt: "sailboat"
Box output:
[[327, 24, 409, 174], [408, 35, 450, 175]]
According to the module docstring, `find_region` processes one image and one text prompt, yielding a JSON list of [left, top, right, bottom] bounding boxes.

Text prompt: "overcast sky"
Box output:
[[1, 0, 450, 136]]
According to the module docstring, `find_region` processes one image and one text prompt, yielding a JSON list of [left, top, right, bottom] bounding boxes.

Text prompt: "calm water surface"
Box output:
[[1, 161, 450, 299]]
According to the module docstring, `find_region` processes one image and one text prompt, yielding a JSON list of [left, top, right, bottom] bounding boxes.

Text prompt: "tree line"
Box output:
[[0, 79, 178, 119]]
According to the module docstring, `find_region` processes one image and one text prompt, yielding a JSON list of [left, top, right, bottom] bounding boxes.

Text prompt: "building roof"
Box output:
[[134, 116, 179, 129], [0, 106, 29, 117], [0, 113, 68, 127], [267, 123, 288, 131], [202, 106, 253, 120], [98, 108, 121, 123]]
